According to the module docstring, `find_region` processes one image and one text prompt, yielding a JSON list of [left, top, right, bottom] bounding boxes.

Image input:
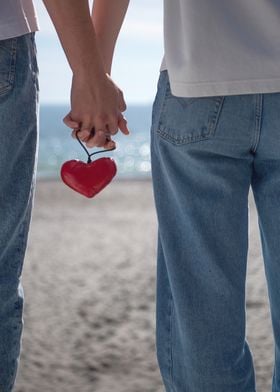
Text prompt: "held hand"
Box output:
[[63, 72, 130, 149]]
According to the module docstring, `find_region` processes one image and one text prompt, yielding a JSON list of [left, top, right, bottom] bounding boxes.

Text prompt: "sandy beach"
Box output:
[[14, 178, 274, 392]]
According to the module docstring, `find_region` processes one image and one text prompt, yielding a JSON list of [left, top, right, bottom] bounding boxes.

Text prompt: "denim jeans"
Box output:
[[0, 33, 39, 391], [150, 69, 280, 392]]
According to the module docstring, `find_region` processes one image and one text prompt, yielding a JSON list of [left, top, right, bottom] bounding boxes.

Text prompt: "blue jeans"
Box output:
[[150, 69, 280, 391], [0, 33, 39, 391]]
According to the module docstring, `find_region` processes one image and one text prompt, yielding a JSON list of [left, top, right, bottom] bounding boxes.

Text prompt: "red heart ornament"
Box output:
[[61, 157, 117, 198]]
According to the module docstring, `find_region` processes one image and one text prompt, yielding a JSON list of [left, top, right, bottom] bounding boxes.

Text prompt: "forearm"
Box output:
[[42, 0, 106, 79], [91, 0, 130, 74], [42, 0, 130, 148]]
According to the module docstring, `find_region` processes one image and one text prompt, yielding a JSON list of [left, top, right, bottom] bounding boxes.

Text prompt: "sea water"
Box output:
[[38, 104, 153, 180]]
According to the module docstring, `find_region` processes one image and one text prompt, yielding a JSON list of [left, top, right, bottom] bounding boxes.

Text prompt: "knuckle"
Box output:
[[97, 113, 109, 123], [79, 115, 93, 128], [70, 111, 80, 121], [81, 125, 92, 132], [108, 113, 118, 123]]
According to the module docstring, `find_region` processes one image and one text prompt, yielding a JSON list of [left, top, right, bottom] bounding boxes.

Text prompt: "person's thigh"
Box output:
[[0, 32, 39, 392], [250, 92, 280, 392], [150, 70, 256, 391]]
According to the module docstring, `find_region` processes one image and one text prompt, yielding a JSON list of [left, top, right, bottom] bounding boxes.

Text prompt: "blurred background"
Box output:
[[15, 1, 275, 391]]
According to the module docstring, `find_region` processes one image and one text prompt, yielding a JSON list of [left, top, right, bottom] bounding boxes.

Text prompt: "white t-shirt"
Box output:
[[0, 0, 39, 40], [161, 0, 280, 97]]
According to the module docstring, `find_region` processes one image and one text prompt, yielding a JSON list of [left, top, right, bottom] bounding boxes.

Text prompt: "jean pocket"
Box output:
[[0, 37, 17, 96], [157, 76, 225, 145]]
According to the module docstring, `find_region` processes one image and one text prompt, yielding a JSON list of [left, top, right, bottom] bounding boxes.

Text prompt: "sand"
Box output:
[[13, 179, 274, 392]]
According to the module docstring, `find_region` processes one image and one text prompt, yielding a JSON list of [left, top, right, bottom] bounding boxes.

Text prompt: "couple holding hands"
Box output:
[[2, 1, 280, 391]]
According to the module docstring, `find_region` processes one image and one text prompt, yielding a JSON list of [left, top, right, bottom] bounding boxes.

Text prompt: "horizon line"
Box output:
[[40, 101, 153, 106]]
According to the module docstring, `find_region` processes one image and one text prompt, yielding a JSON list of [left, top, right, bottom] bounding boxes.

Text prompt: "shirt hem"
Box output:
[[0, 20, 39, 40], [167, 76, 280, 97]]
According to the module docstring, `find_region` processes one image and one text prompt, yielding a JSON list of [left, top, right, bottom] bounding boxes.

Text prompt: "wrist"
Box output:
[[71, 49, 107, 80], [72, 67, 110, 99], [72, 63, 105, 80]]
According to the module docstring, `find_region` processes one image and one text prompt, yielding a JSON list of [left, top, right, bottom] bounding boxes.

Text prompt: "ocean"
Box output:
[[38, 104, 153, 180]]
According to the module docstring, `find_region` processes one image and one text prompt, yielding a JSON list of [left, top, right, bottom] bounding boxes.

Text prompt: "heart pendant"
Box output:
[[61, 157, 117, 198]]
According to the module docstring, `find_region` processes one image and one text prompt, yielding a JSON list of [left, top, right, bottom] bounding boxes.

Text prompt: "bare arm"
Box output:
[[91, 0, 130, 75], [42, 0, 129, 148], [42, 0, 105, 77]]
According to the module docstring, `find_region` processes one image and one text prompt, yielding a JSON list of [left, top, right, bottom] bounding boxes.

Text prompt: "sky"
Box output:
[[35, 0, 164, 104]]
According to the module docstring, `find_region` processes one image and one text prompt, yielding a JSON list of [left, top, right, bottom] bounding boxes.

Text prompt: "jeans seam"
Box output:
[[9, 37, 17, 87], [208, 95, 225, 134], [157, 71, 173, 130], [250, 94, 263, 153], [0, 37, 17, 97], [30, 33, 39, 89], [168, 291, 174, 387]]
